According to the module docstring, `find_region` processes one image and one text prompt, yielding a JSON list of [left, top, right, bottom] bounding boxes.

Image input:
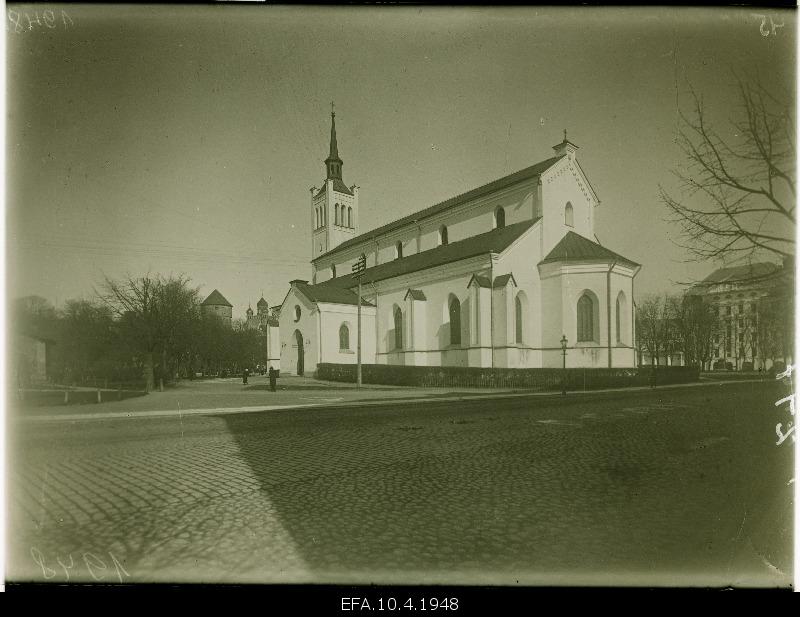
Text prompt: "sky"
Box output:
[[5, 5, 796, 319]]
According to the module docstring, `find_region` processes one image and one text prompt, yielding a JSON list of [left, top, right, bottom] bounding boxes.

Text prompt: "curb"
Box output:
[[14, 378, 773, 423]]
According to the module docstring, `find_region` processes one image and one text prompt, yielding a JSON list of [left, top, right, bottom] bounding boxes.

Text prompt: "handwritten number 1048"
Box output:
[[7, 10, 74, 33], [30, 547, 130, 582]]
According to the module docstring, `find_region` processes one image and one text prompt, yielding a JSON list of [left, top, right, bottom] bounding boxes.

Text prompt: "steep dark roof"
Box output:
[[313, 156, 562, 263], [539, 231, 639, 268], [257, 297, 268, 307], [315, 219, 537, 292], [467, 274, 491, 288], [404, 289, 427, 301], [493, 273, 517, 288], [201, 289, 232, 307], [293, 281, 375, 307], [315, 178, 354, 197]]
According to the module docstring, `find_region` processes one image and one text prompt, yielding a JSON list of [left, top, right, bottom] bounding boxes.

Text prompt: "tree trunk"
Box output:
[[159, 347, 166, 392], [143, 352, 155, 392]]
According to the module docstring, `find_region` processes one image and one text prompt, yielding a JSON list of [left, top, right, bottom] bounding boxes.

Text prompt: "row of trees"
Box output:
[[636, 284, 793, 371], [13, 274, 270, 391]]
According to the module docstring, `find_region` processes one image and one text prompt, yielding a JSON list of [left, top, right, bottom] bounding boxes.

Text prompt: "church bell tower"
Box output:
[[310, 104, 360, 263]]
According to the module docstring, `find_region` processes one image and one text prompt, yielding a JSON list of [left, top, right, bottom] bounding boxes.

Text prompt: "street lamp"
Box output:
[[560, 334, 568, 396]]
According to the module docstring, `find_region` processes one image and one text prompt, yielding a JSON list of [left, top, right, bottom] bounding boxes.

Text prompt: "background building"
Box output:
[[686, 261, 793, 371], [245, 297, 282, 372], [200, 289, 233, 325]]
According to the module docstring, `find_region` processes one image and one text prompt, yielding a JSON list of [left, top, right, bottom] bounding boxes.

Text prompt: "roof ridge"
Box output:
[[313, 218, 537, 290], [312, 155, 561, 263]]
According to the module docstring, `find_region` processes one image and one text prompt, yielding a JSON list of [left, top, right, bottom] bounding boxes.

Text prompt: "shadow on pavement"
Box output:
[[215, 383, 793, 585]]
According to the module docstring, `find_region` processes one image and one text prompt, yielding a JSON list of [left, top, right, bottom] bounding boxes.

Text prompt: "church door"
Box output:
[[294, 329, 304, 376]]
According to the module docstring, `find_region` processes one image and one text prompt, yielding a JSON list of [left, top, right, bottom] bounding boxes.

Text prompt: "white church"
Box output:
[[278, 111, 640, 376]]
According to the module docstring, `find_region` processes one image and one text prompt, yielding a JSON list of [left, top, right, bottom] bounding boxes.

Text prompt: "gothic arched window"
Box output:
[[449, 295, 461, 345], [495, 207, 506, 230], [515, 294, 523, 344], [393, 306, 403, 350], [439, 225, 449, 246], [335, 204, 340, 226], [348, 207, 353, 228], [565, 202, 574, 227], [396, 241, 403, 260], [339, 323, 350, 350], [331, 264, 336, 279], [577, 293, 596, 342]]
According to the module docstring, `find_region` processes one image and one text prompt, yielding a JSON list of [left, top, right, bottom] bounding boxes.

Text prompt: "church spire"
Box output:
[[325, 103, 343, 181]]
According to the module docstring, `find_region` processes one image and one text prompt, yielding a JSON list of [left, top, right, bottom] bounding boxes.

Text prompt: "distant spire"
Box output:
[[563, 128, 567, 142], [329, 106, 340, 161], [325, 104, 343, 180]]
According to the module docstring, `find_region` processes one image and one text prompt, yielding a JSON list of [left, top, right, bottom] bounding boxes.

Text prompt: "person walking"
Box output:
[[243, 367, 249, 385], [268, 366, 277, 392]]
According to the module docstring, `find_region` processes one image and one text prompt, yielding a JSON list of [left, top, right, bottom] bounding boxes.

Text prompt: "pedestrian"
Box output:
[[269, 366, 277, 392], [243, 367, 249, 385]]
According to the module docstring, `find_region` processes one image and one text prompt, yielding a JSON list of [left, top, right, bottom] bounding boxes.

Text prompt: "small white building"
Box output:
[[279, 114, 641, 376]]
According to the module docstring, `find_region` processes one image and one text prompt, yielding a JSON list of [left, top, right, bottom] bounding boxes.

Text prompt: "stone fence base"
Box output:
[[316, 363, 700, 391]]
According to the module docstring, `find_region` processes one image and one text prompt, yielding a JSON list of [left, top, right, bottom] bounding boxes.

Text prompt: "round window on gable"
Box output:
[[294, 305, 301, 322]]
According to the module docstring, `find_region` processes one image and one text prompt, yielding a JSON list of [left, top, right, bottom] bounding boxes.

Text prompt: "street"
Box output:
[[7, 381, 793, 587]]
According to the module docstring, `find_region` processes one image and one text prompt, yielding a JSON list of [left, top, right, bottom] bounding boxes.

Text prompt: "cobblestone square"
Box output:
[[6, 382, 793, 587]]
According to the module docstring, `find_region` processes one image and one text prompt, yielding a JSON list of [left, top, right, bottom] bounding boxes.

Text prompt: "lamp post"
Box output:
[[352, 254, 367, 388], [560, 334, 568, 396]]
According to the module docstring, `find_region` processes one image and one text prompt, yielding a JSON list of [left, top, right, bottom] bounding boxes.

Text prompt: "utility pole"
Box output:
[[561, 334, 568, 396], [352, 254, 367, 388]]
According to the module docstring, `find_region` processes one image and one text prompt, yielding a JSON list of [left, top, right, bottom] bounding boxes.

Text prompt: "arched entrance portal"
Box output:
[[294, 329, 304, 376]]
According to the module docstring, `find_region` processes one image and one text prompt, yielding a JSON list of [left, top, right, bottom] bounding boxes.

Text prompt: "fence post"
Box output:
[[64, 390, 69, 405], [97, 388, 102, 404]]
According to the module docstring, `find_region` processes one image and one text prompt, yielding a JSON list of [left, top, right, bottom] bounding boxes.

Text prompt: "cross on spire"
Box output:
[[331, 101, 335, 118], [563, 128, 568, 142]]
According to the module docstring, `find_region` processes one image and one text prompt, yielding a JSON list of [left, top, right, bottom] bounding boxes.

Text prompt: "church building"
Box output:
[[279, 111, 641, 376]]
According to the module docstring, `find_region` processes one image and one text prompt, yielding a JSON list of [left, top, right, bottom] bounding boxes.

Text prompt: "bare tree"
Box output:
[[636, 294, 677, 370], [673, 294, 717, 370], [754, 286, 794, 370], [661, 76, 795, 269], [99, 273, 200, 392], [151, 275, 201, 391], [100, 274, 161, 391]]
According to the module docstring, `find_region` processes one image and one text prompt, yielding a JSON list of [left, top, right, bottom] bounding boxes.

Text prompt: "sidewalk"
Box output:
[[11, 373, 774, 423]]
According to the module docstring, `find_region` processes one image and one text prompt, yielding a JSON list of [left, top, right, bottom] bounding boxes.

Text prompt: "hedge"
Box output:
[[14, 388, 148, 407], [316, 363, 700, 391]]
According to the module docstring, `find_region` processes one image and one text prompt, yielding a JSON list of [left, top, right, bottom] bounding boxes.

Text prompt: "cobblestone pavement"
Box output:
[[7, 382, 793, 587]]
